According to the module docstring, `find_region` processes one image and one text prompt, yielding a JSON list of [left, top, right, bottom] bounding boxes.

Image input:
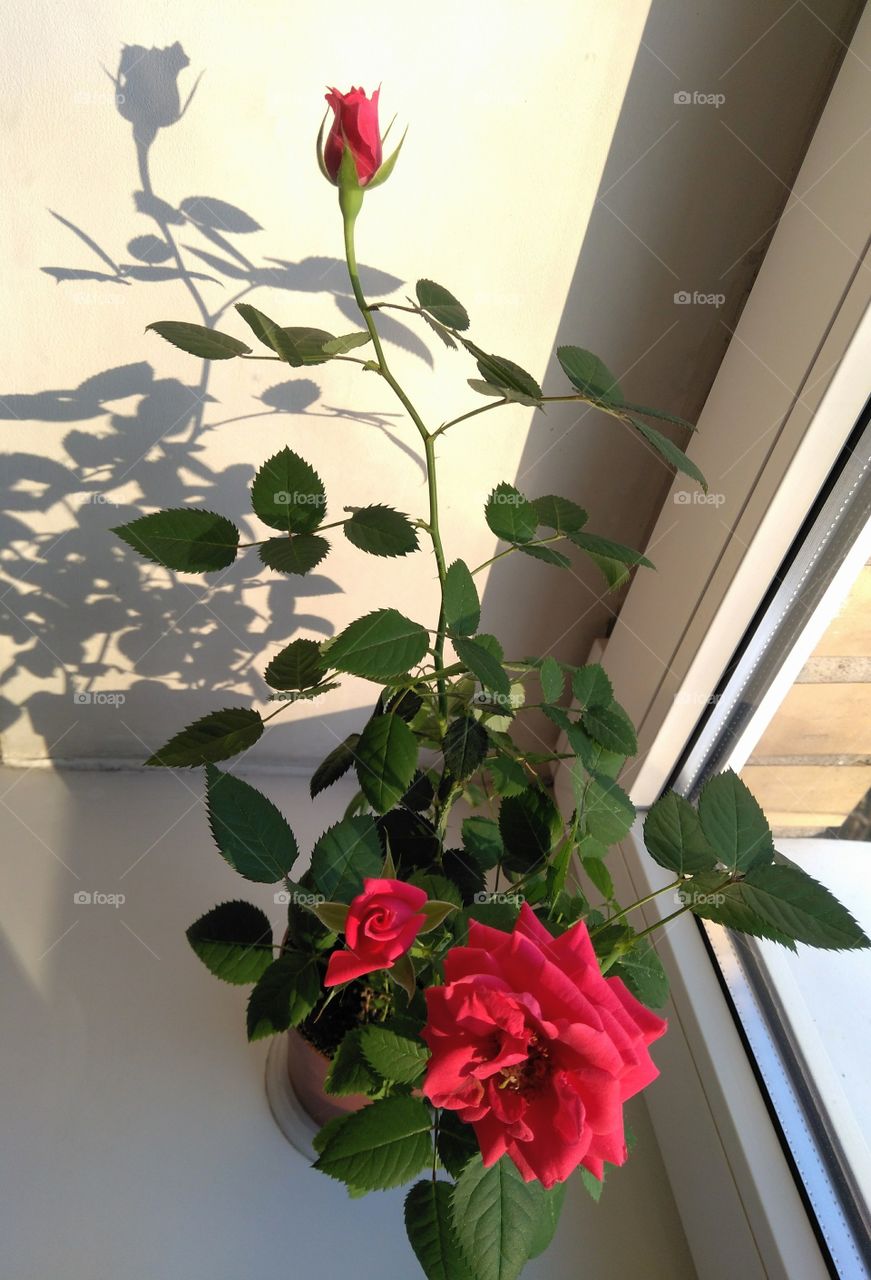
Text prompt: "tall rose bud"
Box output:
[[317, 85, 406, 219]]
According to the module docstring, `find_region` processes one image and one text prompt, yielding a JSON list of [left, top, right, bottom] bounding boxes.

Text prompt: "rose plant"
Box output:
[[110, 85, 869, 1278]]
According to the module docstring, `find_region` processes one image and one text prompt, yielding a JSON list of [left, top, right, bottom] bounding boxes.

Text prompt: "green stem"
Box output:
[[590, 879, 683, 937], [470, 533, 566, 576], [432, 398, 509, 439], [631, 877, 732, 943], [341, 208, 449, 726]]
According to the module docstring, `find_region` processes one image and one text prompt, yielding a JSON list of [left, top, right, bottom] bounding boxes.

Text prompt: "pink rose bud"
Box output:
[[323, 86, 383, 187], [324, 878, 427, 987]]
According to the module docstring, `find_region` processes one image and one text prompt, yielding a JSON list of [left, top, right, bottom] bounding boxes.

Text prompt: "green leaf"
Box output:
[[698, 770, 774, 872], [628, 417, 707, 490], [580, 1167, 605, 1201], [738, 865, 870, 951], [112, 509, 239, 573], [361, 1025, 429, 1084], [251, 448, 326, 534], [643, 792, 719, 875], [526, 1181, 568, 1260], [462, 816, 504, 871], [246, 951, 320, 1040], [310, 734, 360, 798], [436, 1112, 480, 1179], [146, 707, 263, 768], [580, 551, 632, 591], [420, 899, 459, 932], [451, 1156, 542, 1280], [518, 544, 570, 568], [452, 635, 510, 697], [531, 494, 588, 534], [354, 713, 419, 814], [410, 872, 464, 910], [467, 344, 542, 402], [322, 331, 372, 355], [235, 303, 304, 362], [584, 855, 614, 900], [582, 703, 638, 755], [309, 815, 384, 902], [486, 754, 529, 797], [556, 346, 622, 404], [185, 900, 273, 984], [323, 1028, 378, 1097], [612, 940, 669, 1008], [621, 400, 696, 431], [415, 279, 470, 331], [314, 1096, 433, 1191], [538, 656, 564, 705], [571, 664, 613, 709], [499, 790, 553, 874], [405, 1181, 474, 1280], [444, 560, 480, 637], [485, 483, 539, 544], [344, 505, 419, 557], [263, 638, 325, 691], [443, 717, 489, 782], [685, 877, 797, 948], [567, 530, 653, 570], [328, 609, 429, 680], [258, 534, 329, 575], [146, 321, 251, 360], [584, 775, 636, 844], [205, 765, 298, 883]]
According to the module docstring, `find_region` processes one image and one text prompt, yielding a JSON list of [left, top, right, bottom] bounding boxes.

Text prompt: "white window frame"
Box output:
[[555, 8, 871, 1277]]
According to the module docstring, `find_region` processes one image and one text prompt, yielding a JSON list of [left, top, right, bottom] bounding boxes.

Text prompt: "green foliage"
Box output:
[[328, 609, 429, 680], [526, 1181, 568, 1260], [313, 1096, 433, 1191], [146, 708, 263, 768], [571, 663, 613, 710], [112, 509, 239, 573], [361, 1025, 429, 1084], [499, 789, 555, 874], [344, 505, 420, 557], [322, 331, 372, 355], [323, 1028, 378, 1097], [263, 638, 325, 691], [146, 320, 251, 359], [309, 816, 384, 902], [556, 346, 622, 403], [538, 656, 565, 704], [205, 765, 298, 882], [531, 495, 588, 534], [697, 769, 774, 872], [251, 447, 326, 534], [443, 717, 489, 782], [437, 1112, 480, 1178], [310, 734, 360, 798], [697, 864, 870, 951], [246, 951, 320, 1040], [466, 344, 543, 403], [406, 1181, 475, 1280], [628, 417, 707, 490], [484, 483, 538, 544], [452, 635, 510, 697], [611, 940, 670, 1008], [444, 560, 480, 636], [186, 901, 273, 984], [355, 712, 419, 813], [258, 534, 329, 575], [643, 792, 718, 875], [461, 816, 504, 871], [451, 1156, 545, 1280], [416, 279, 470, 331]]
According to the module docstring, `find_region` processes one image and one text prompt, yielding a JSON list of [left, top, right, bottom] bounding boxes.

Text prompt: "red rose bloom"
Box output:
[[323, 86, 383, 186], [324, 878, 427, 987], [421, 904, 667, 1188]]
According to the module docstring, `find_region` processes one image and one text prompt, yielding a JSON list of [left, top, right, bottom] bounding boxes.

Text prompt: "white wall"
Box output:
[[1, 0, 860, 769]]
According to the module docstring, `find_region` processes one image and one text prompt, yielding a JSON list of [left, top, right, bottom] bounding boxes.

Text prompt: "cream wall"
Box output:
[[1, 0, 651, 765]]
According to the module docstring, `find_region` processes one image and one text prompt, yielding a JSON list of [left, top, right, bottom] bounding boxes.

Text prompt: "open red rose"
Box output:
[[421, 904, 666, 1188], [324, 877, 427, 987], [323, 86, 383, 186]]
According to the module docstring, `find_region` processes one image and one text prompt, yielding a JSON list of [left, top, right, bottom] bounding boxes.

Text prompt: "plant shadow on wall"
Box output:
[[0, 42, 430, 763]]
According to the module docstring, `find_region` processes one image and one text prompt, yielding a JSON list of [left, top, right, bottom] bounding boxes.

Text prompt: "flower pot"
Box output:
[[264, 1025, 368, 1157]]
